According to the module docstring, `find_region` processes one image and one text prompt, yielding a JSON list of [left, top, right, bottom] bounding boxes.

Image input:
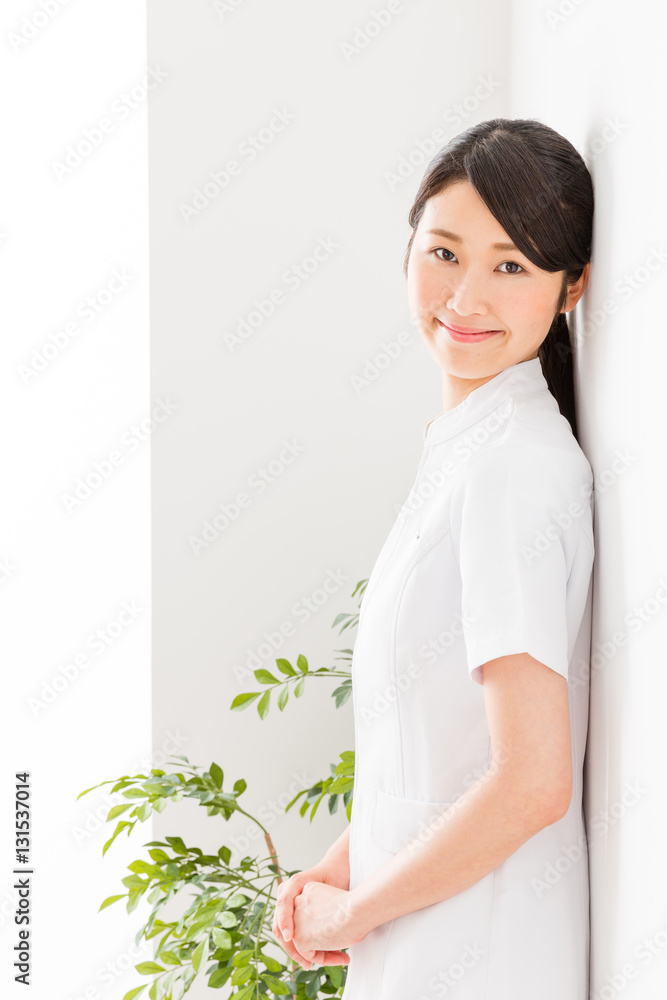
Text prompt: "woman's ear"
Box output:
[[562, 261, 591, 313]]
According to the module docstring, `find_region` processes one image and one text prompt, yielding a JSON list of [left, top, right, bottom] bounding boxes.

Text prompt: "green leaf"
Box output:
[[229, 692, 261, 711], [122, 874, 150, 889], [296, 654, 309, 673], [126, 889, 143, 913], [128, 860, 157, 876], [261, 953, 283, 973], [257, 690, 270, 719], [233, 982, 258, 999], [231, 964, 255, 986], [148, 848, 171, 864], [277, 686, 289, 712], [211, 927, 232, 949], [294, 677, 305, 698], [208, 967, 232, 988], [102, 820, 134, 855], [328, 965, 343, 988], [123, 788, 149, 799], [99, 894, 125, 911], [233, 778, 246, 796], [254, 668, 279, 685], [164, 836, 188, 855], [157, 950, 182, 965], [135, 962, 166, 974], [107, 803, 133, 821], [191, 937, 208, 973], [275, 657, 296, 676], [135, 800, 153, 821], [260, 973, 290, 994], [121, 986, 148, 1000], [76, 779, 112, 799], [210, 763, 223, 788]]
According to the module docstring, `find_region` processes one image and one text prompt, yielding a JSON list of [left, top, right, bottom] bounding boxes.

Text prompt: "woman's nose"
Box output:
[[445, 277, 490, 318]]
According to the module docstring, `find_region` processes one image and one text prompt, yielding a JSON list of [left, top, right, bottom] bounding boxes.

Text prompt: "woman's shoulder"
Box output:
[[461, 399, 594, 508]]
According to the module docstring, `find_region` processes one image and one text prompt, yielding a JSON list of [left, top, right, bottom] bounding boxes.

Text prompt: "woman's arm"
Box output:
[[347, 651, 572, 938], [319, 823, 350, 884]]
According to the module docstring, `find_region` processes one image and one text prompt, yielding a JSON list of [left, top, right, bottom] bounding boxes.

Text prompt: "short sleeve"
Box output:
[[451, 445, 576, 686]]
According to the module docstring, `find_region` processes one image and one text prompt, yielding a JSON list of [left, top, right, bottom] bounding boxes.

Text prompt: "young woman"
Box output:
[[272, 118, 595, 1000]]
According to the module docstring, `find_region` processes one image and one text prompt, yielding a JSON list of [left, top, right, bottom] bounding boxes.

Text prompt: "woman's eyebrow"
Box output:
[[426, 228, 519, 253]]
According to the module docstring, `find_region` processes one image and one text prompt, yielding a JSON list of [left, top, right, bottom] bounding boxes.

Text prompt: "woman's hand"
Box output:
[[272, 862, 351, 970], [292, 880, 368, 956]]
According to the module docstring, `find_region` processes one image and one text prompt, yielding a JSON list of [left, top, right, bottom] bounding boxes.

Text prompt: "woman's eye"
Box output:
[[497, 261, 524, 274], [431, 248, 525, 275], [432, 248, 456, 262]]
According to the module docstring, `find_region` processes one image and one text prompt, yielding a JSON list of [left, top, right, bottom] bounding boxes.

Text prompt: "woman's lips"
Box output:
[[437, 319, 502, 343]]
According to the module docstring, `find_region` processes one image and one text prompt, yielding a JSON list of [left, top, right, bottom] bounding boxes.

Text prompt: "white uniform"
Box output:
[[342, 357, 595, 1000]]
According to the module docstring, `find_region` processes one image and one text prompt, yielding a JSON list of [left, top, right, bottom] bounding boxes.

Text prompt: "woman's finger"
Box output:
[[311, 949, 351, 967], [274, 877, 302, 939]]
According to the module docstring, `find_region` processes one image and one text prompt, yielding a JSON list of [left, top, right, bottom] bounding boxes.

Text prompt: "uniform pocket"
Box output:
[[370, 788, 453, 856]]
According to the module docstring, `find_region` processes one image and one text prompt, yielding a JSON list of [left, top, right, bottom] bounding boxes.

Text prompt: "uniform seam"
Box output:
[[423, 387, 545, 448], [376, 917, 397, 996], [393, 525, 453, 798], [484, 868, 495, 999]]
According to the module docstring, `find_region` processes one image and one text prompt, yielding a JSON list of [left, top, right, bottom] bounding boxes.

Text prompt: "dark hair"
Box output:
[[403, 118, 593, 441]]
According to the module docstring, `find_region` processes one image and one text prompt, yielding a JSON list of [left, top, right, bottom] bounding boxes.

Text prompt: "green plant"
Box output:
[[77, 579, 366, 1000]]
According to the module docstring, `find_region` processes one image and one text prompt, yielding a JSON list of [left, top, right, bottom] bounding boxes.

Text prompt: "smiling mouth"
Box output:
[[437, 319, 501, 334]]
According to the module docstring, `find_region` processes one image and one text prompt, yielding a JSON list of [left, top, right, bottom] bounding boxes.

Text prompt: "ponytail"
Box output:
[[538, 312, 578, 441]]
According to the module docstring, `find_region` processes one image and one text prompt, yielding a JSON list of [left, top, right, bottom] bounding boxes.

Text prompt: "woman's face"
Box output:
[[406, 179, 582, 379]]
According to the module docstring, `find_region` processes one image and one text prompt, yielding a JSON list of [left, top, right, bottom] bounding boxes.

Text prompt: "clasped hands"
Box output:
[[272, 871, 368, 970]]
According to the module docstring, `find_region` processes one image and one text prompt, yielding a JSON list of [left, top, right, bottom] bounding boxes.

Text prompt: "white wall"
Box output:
[[1, 3, 152, 998], [511, 2, 667, 997]]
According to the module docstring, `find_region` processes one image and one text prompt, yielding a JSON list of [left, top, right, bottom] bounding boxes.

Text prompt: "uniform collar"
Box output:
[[423, 357, 549, 446]]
